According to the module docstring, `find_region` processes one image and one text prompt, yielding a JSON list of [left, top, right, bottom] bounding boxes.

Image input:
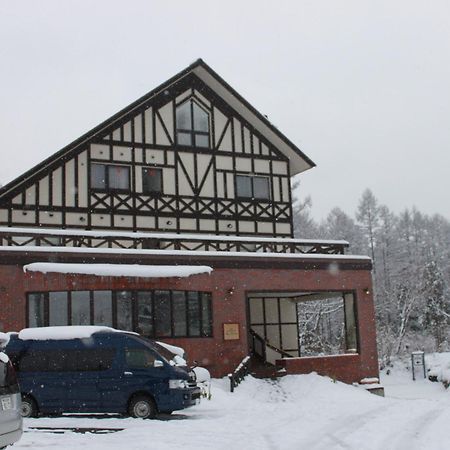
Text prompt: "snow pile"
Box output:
[[18, 326, 120, 341], [156, 341, 185, 358], [24, 263, 213, 278], [0, 332, 10, 348], [425, 352, 450, 386]]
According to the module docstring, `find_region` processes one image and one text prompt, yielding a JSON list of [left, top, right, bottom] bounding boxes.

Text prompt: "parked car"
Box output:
[[5, 326, 201, 419], [0, 333, 22, 449]]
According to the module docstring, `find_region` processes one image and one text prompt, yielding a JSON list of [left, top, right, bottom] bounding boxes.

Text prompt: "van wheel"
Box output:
[[128, 395, 157, 419], [21, 396, 38, 418]]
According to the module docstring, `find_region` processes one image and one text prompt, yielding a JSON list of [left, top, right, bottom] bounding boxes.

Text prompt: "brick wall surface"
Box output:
[[0, 262, 379, 383]]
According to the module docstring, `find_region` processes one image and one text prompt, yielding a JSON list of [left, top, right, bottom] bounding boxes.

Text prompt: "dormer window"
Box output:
[[176, 100, 210, 148]]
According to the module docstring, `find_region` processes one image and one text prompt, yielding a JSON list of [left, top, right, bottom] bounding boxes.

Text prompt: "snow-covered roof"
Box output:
[[18, 326, 120, 341], [2, 245, 370, 261], [0, 226, 349, 246], [23, 263, 213, 278]]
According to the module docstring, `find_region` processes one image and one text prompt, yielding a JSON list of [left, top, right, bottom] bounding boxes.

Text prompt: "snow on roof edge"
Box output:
[[23, 263, 213, 278], [0, 226, 349, 246], [2, 246, 371, 261]]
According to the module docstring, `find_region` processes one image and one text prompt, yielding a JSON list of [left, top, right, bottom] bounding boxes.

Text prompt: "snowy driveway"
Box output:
[[14, 372, 450, 450]]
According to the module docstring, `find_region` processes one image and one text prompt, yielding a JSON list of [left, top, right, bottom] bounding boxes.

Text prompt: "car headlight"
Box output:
[[169, 379, 189, 389]]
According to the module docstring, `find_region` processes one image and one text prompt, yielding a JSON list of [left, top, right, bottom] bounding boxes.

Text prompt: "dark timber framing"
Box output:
[[0, 63, 304, 238]]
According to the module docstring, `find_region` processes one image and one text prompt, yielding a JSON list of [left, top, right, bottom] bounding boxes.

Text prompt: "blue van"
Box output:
[[5, 327, 201, 419]]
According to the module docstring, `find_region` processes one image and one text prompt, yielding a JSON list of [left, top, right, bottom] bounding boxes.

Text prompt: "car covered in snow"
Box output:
[[0, 333, 22, 448], [5, 326, 201, 419]]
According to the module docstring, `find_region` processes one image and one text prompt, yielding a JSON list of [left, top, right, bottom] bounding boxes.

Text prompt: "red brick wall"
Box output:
[[0, 264, 379, 383]]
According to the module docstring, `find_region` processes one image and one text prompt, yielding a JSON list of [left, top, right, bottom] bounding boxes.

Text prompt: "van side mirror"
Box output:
[[153, 360, 164, 368]]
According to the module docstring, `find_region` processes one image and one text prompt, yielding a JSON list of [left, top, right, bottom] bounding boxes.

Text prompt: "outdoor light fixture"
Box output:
[[363, 288, 370, 294]]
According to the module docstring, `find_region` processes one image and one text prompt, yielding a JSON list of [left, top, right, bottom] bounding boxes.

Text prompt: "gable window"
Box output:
[[236, 175, 270, 200], [90, 163, 130, 191], [176, 100, 210, 148], [142, 167, 162, 194]]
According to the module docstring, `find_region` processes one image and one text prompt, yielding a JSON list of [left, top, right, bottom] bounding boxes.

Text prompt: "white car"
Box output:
[[0, 333, 22, 449]]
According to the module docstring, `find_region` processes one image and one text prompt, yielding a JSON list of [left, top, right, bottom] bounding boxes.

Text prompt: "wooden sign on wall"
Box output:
[[223, 323, 240, 340]]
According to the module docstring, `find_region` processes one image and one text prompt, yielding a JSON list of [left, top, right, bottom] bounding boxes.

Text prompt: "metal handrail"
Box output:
[[228, 356, 251, 392]]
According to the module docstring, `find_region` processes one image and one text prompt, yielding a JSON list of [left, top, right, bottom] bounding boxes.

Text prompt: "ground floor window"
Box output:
[[249, 291, 358, 358], [27, 289, 213, 338]]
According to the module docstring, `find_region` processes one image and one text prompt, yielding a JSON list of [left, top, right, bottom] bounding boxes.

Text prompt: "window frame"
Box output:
[[26, 289, 213, 339], [142, 166, 163, 196], [90, 163, 131, 193], [235, 174, 271, 201], [175, 99, 211, 149]]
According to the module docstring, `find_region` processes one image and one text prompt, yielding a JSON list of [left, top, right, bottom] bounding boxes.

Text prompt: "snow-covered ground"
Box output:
[[13, 356, 450, 450]]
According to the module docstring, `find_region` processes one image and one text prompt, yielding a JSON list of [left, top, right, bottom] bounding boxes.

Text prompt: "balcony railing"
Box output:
[[0, 227, 348, 255]]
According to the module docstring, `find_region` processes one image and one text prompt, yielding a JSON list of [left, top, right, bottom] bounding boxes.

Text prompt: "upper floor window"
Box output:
[[142, 167, 162, 195], [176, 100, 210, 148], [91, 163, 130, 191], [236, 175, 271, 200]]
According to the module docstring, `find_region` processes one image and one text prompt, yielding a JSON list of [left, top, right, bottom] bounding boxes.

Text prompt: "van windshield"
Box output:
[[130, 336, 172, 363]]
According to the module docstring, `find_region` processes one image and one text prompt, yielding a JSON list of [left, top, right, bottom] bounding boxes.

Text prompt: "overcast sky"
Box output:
[[0, 0, 449, 221]]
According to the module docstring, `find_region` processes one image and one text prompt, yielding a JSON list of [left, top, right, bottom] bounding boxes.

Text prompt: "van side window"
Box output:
[[125, 349, 156, 369], [16, 349, 115, 372]]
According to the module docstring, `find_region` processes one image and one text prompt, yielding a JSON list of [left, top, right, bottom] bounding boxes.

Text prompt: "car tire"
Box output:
[[128, 395, 157, 419], [21, 395, 38, 418]]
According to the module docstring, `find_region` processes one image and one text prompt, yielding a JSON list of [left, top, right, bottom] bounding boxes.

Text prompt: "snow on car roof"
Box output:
[[18, 326, 121, 341]]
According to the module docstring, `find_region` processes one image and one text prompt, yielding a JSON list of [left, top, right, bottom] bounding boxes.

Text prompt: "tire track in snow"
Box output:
[[378, 403, 446, 450], [299, 403, 392, 450]]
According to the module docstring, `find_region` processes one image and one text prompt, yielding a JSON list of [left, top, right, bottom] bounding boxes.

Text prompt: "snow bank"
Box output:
[[23, 263, 213, 278], [18, 326, 119, 341]]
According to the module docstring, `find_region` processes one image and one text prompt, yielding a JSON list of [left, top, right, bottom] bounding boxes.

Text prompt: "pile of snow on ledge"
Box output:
[[23, 263, 213, 278]]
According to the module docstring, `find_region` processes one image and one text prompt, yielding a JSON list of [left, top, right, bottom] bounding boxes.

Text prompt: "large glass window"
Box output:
[[137, 291, 153, 336], [236, 175, 270, 200], [176, 100, 210, 148], [90, 163, 130, 191], [71, 291, 91, 325], [26, 289, 213, 338], [49, 292, 68, 326], [173, 291, 187, 337], [93, 291, 112, 326], [154, 291, 171, 337], [28, 293, 45, 328], [116, 291, 133, 331]]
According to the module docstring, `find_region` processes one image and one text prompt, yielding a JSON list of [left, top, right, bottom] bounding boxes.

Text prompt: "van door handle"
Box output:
[[124, 371, 133, 376]]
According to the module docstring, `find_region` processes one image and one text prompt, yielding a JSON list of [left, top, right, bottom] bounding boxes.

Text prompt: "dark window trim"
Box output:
[[26, 289, 213, 339], [175, 99, 211, 149], [90, 163, 131, 193], [235, 174, 271, 201], [141, 166, 163, 195]]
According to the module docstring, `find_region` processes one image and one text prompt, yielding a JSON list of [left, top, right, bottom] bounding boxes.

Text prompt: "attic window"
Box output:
[[176, 100, 210, 148]]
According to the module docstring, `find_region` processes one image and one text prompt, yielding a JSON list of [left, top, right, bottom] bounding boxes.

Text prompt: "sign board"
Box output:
[[411, 351, 426, 380], [223, 323, 240, 341]]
